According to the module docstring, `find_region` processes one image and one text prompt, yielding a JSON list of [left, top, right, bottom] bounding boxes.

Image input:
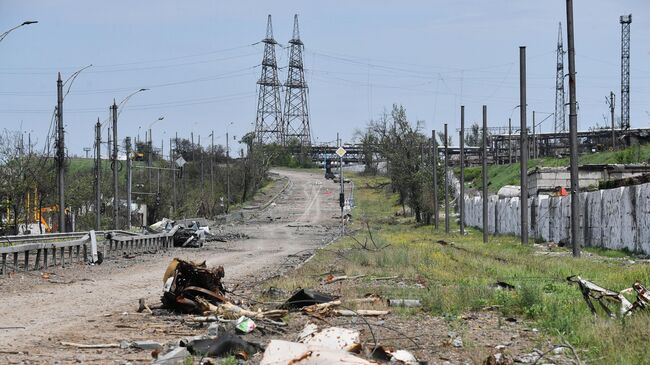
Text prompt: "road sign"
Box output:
[[175, 156, 186, 168], [336, 146, 347, 158]]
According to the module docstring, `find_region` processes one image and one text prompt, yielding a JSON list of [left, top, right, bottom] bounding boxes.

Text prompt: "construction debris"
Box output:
[[387, 299, 422, 308], [260, 339, 373, 365], [183, 334, 262, 358], [281, 288, 336, 310], [302, 300, 389, 317], [172, 221, 207, 248], [161, 258, 226, 314], [567, 275, 650, 317], [297, 324, 361, 351], [370, 346, 419, 364], [567, 275, 633, 317]]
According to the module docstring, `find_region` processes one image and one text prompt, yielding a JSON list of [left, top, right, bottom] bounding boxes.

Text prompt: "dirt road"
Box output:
[[0, 168, 340, 363]]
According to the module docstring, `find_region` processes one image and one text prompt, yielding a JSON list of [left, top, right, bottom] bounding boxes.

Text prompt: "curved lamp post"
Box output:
[[0, 21, 37, 43]]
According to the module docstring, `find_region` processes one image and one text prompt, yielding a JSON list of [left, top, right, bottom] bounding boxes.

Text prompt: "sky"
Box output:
[[0, 0, 649, 157]]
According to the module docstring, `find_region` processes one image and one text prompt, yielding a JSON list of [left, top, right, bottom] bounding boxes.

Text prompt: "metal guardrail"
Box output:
[[1, 235, 90, 275], [0, 230, 137, 245], [0, 228, 177, 276], [105, 226, 179, 257]]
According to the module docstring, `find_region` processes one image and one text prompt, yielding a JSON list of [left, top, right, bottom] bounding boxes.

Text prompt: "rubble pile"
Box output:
[[146, 218, 249, 248], [152, 259, 425, 364]]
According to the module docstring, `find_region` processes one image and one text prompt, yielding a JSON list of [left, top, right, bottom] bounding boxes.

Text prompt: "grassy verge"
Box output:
[[268, 173, 650, 365], [460, 144, 650, 193]]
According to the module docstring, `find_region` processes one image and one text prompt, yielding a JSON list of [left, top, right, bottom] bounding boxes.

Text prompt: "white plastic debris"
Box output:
[[391, 349, 418, 364]]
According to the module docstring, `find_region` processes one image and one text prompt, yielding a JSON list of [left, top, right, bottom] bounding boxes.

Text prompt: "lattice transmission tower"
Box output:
[[254, 15, 284, 145], [620, 14, 632, 130], [283, 14, 311, 147], [554, 22, 566, 133]]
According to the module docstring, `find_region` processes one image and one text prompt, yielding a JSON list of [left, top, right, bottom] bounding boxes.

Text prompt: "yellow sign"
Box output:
[[336, 147, 347, 157]]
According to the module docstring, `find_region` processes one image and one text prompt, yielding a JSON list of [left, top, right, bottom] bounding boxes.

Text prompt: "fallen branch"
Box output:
[[335, 309, 389, 316], [197, 297, 287, 320], [532, 342, 582, 365], [369, 276, 399, 281], [324, 274, 366, 284], [61, 341, 120, 349]]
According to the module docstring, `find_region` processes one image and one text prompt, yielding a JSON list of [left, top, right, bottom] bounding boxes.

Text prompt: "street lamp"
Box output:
[[0, 21, 38, 43], [109, 88, 149, 230], [225, 122, 234, 213], [117, 88, 149, 117]]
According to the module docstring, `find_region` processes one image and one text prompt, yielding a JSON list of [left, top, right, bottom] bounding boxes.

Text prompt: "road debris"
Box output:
[[370, 346, 419, 364], [183, 334, 262, 358], [162, 258, 226, 314], [260, 339, 373, 365], [152, 346, 190, 365], [60, 341, 120, 349], [297, 324, 361, 351], [387, 299, 422, 308], [302, 300, 389, 317], [567, 275, 634, 317], [281, 288, 336, 309], [235, 316, 256, 333]]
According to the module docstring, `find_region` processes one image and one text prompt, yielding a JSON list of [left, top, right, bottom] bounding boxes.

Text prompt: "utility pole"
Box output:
[[508, 118, 512, 164], [226, 132, 230, 213], [520, 46, 529, 245], [210, 131, 215, 210], [148, 128, 152, 186], [444, 124, 449, 234], [608, 92, 616, 148], [111, 100, 119, 230], [56, 73, 66, 232], [532, 111, 536, 159], [432, 129, 439, 230], [459, 106, 465, 235], [482, 105, 488, 243], [125, 137, 132, 229], [200, 134, 204, 197], [173, 132, 177, 216], [567, 0, 581, 257], [338, 133, 344, 234], [94, 119, 101, 230], [107, 127, 111, 160]]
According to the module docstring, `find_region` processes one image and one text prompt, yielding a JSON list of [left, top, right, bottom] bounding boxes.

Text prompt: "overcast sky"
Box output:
[[1, 1, 648, 156]]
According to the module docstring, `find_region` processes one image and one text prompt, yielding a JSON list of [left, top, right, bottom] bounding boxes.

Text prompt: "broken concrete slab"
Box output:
[[152, 346, 190, 365], [297, 325, 360, 351], [260, 340, 373, 365]]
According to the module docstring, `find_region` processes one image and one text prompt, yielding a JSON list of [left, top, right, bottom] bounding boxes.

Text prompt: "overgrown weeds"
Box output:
[[267, 173, 650, 364]]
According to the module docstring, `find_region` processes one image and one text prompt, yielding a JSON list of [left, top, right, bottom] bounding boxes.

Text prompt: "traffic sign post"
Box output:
[[337, 135, 346, 235]]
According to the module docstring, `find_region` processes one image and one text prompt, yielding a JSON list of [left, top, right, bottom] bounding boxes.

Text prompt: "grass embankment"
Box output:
[[461, 144, 650, 193], [268, 174, 650, 365]]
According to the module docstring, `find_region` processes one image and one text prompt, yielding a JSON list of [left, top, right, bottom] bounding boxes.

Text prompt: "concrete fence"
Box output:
[[453, 175, 650, 254]]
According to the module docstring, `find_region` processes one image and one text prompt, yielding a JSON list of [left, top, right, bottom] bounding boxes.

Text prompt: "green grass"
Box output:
[[268, 173, 650, 365], [460, 144, 650, 193]]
